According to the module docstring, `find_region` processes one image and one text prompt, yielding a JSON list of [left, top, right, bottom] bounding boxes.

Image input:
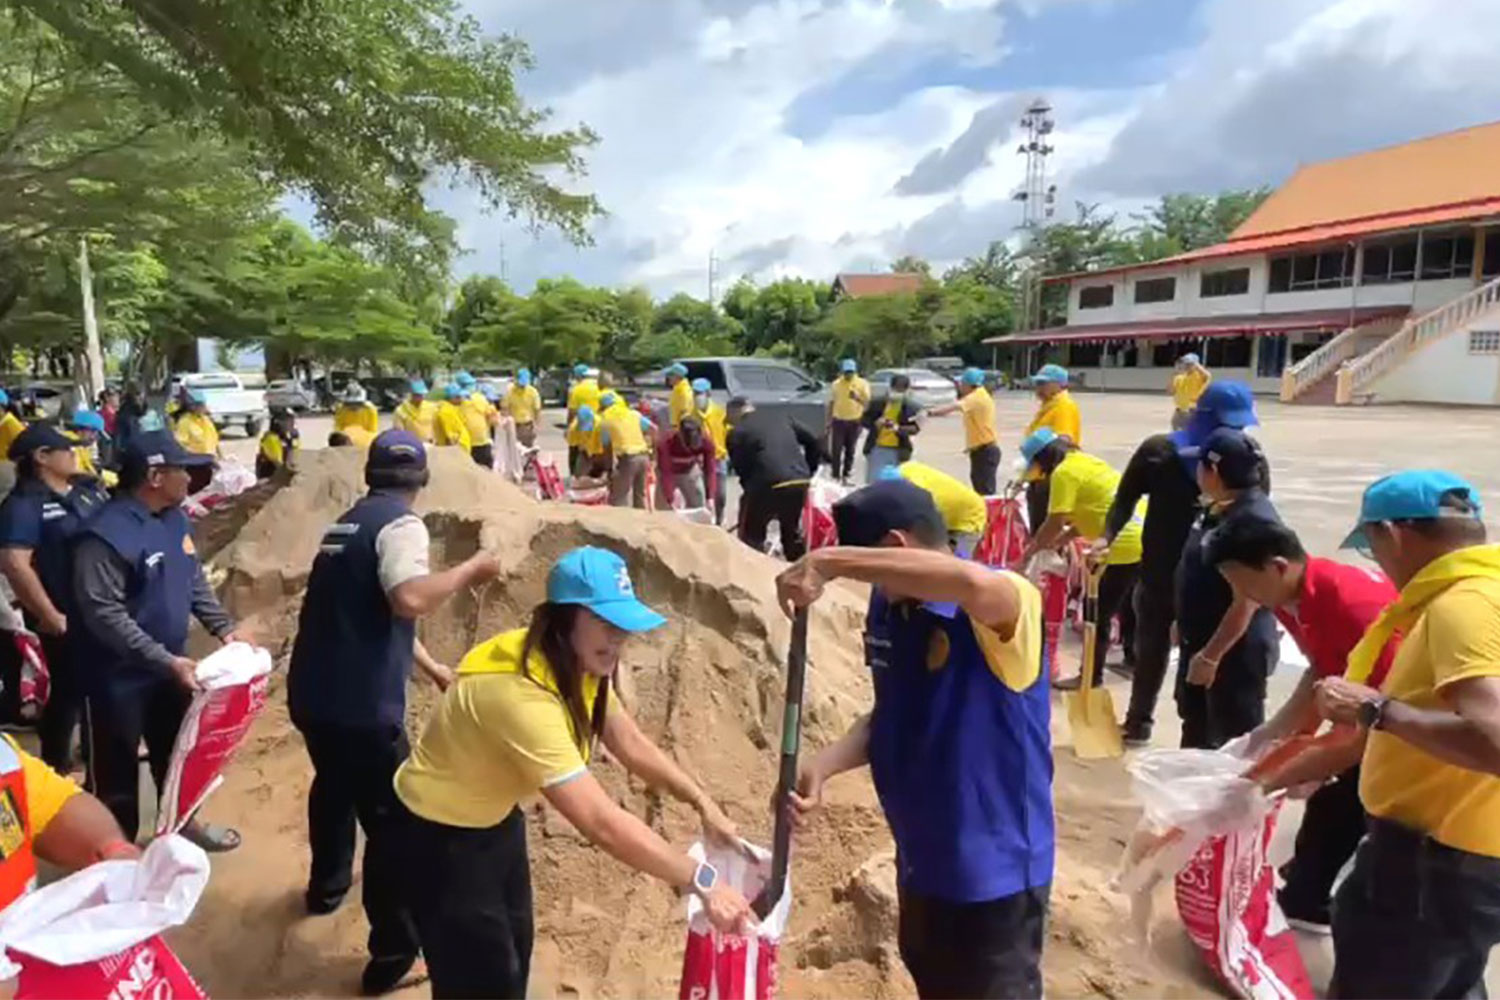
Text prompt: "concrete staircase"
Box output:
[[1278, 314, 1405, 404]]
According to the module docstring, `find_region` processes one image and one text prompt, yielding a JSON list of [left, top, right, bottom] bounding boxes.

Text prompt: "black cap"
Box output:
[[7, 423, 74, 461], [1193, 428, 1264, 490], [833, 479, 946, 548], [120, 430, 216, 475]]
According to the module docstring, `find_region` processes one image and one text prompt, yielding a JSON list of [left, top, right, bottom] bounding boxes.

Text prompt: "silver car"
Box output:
[[869, 368, 959, 409], [265, 379, 317, 412]]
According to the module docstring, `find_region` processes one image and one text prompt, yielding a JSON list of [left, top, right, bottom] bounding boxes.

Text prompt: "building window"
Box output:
[[1484, 230, 1500, 280], [1205, 336, 1252, 368], [1470, 330, 1500, 355], [1256, 334, 1289, 377], [1269, 247, 1353, 292], [1420, 231, 1475, 280], [1069, 342, 1103, 367], [1200, 267, 1250, 298], [1134, 276, 1176, 304], [1152, 341, 1189, 366], [1362, 236, 1419, 284], [1078, 285, 1114, 309]]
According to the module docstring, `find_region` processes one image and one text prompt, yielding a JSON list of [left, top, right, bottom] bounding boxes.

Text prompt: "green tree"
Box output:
[[445, 275, 515, 354], [472, 277, 607, 371], [742, 278, 825, 354], [889, 255, 932, 277]]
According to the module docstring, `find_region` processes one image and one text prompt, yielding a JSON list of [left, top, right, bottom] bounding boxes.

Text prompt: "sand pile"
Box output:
[[172, 448, 1209, 999]]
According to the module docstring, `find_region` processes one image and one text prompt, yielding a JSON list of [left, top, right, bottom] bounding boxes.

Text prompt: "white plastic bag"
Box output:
[[679, 841, 790, 1000]]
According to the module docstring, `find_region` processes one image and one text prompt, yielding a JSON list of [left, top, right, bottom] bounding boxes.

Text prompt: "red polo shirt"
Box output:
[[1274, 557, 1400, 687]]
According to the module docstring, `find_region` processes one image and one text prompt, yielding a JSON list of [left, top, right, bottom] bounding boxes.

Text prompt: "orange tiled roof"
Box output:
[[833, 273, 926, 298]]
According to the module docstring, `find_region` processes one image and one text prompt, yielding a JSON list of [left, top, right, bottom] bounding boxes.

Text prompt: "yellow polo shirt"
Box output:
[[434, 401, 471, 449], [830, 376, 871, 422], [898, 461, 987, 535], [669, 379, 696, 428], [395, 628, 615, 828], [1025, 390, 1081, 446], [1172, 369, 1211, 411], [393, 399, 438, 442], [1361, 577, 1500, 857], [507, 385, 542, 424], [460, 393, 494, 444], [1047, 451, 1143, 566], [334, 403, 379, 435], [174, 411, 219, 455], [567, 378, 601, 417], [2, 735, 80, 838], [0, 413, 26, 458], [958, 386, 997, 450], [699, 402, 728, 461], [601, 408, 649, 456], [567, 417, 604, 458], [875, 399, 904, 449]]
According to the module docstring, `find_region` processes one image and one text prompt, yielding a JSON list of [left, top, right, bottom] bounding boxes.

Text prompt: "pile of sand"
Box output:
[[173, 448, 1211, 999]]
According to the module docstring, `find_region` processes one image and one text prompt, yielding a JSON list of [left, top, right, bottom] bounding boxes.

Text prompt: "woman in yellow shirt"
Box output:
[[334, 385, 380, 436], [692, 379, 730, 525], [1169, 354, 1212, 430], [888, 461, 988, 556], [173, 391, 220, 457], [1022, 364, 1080, 531], [393, 381, 438, 442], [393, 547, 753, 997]]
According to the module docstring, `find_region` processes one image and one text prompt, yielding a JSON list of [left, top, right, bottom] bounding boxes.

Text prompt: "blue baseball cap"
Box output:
[[8, 423, 76, 461], [1020, 427, 1058, 465], [961, 367, 985, 387], [573, 363, 590, 378], [576, 404, 596, 431], [366, 429, 427, 474], [480, 383, 500, 402], [1187, 428, 1264, 489], [456, 371, 476, 388], [1340, 470, 1484, 550], [1032, 364, 1068, 386], [517, 368, 532, 387], [691, 377, 711, 394], [840, 359, 858, 374], [667, 363, 688, 378], [444, 383, 464, 400], [0, 389, 9, 405], [119, 429, 215, 472], [1191, 381, 1257, 429], [184, 389, 207, 405], [547, 547, 667, 633], [599, 391, 618, 410], [409, 379, 428, 396], [1180, 353, 1201, 365], [68, 409, 106, 433], [833, 479, 945, 549]]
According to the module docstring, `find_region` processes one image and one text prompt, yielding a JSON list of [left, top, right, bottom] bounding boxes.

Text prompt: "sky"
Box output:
[[418, 0, 1500, 297]]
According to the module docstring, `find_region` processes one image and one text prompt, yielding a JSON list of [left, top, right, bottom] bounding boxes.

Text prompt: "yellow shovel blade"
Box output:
[[1066, 686, 1124, 759]]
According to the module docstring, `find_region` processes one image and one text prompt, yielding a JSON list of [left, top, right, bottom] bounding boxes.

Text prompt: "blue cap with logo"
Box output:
[[691, 377, 711, 394], [840, 359, 858, 374], [517, 368, 532, 387], [1191, 380, 1257, 429], [573, 363, 590, 378], [120, 429, 216, 472], [8, 423, 76, 461], [1186, 427, 1264, 489], [456, 371, 476, 389], [667, 363, 689, 378], [833, 479, 945, 549], [1020, 427, 1058, 465], [409, 379, 428, 396], [1340, 470, 1484, 550], [547, 547, 666, 633], [68, 409, 106, 433], [1031, 364, 1069, 386], [366, 429, 427, 474], [444, 383, 464, 400], [961, 367, 985, 387]]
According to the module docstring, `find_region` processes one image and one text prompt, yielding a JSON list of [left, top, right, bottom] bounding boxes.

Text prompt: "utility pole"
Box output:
[[78, 236, 105, 403], [707, 250, 720, 307], [498, 239, 509, 284], [1011, 97, 1057, 333]]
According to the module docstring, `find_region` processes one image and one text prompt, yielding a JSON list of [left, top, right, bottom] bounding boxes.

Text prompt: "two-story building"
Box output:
[[990, 121, 1500, 405]]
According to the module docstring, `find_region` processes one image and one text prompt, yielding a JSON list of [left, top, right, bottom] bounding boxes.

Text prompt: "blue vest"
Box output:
[[74, 496, 199, 692], [865, 591, 1055, 902], [0, 477, 108, 614], [288, 492, 416, 730]]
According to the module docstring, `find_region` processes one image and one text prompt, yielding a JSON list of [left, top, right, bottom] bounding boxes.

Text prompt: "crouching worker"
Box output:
[[883, 461, 987, 557], [392, 547, 754, 999], [776, 479, 1051, 999]]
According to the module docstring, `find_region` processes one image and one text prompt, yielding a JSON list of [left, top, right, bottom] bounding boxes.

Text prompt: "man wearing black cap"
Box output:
[[69, 430, 242, 850], [0, 425, 109, 771], [288, 429, 501, 996], [1177, 427, 1280, 749], [776, 479, 1051, 999], [726, 397, 825, 560]]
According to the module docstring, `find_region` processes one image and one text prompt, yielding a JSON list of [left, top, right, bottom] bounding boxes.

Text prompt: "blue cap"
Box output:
[[833, 479, 945, 549], [185, 389, 207, 405], [481, 383, 500, 402], [1032, 364, 1069, 385], [1192, 381, 1257, 429], [691, 378, 711, 394], [456, 371, 475, 388], [8, 423, 75, 461], [68, 409, 106, 433], [840, 359, 857, 374], [0, 389, 9, 405], [1341, 470, 1484, 550], [573, 363, 590, 378], [599, 391, 619, 410], [547, 547, 667, 633], [119, 429, 215, 472], [1188, 428, 1264, 489], [517, 368, 532, 387], [409, 379, 428, 396], [366, 429, 427, 474], [1181, 353, 1201, 365], [1020, 427, 1058, 465], [961, 367, 985, 387], [667, 363, 688, 378], [877, 464, 903, 482], [444, 383, 464, 400], [576, 404, 596, 431]]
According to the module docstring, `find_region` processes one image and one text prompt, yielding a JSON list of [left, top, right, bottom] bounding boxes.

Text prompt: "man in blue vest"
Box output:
[[288, 429, 501, 996], [775, 478, 1052, 999], [69, 430, 242, 850]]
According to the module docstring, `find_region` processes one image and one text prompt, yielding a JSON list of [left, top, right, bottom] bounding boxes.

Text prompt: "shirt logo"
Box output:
[[0, 788, 24, 860], [145, 552, 164, 569], [182, 535, 195, 555], [927, 631, 951, 671]]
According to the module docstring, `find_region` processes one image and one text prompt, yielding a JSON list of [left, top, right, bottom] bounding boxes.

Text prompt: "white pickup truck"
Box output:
[[170, 372, 267, 437]]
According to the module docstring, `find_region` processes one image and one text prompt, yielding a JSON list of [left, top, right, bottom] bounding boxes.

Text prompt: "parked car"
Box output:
[[265, 379, 317, 413], [476, 375, 513, 402], [3, 382, 66, 420], [659, 357, 828, 429], [869, 368, 959, 409], [168, 372, 266, 437]]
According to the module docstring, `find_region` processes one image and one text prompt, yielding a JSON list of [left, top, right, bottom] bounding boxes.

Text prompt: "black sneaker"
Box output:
[[305, 890, 345, 916], [1277, 888, 1331, 936], [1122, 720, 1152, 747], [361, 955, 419, 996]]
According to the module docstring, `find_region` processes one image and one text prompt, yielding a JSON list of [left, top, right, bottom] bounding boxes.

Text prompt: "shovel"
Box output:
[[752, 607, 809, 919], [1066, 563, 1124, 759]]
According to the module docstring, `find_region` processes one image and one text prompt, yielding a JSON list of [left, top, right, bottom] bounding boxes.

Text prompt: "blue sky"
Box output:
[[418, 0, 1500, 296]]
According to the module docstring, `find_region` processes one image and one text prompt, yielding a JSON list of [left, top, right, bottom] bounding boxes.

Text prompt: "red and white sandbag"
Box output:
[[975, 496, 1029, 569], [12, 631, 48, 719], [679, 841, 790, 1000], [155, 642, 272, 837], [0, 836, 210, 999], [802, 476, 849, 553]]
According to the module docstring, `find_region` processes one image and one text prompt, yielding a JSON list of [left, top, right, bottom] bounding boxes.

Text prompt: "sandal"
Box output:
[[181, 821, 242, 853]]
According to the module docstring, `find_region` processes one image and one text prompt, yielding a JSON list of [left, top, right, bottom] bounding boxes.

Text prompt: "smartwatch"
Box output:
[[691, 860, 719, 897], [1357, 696, 1390, 731]]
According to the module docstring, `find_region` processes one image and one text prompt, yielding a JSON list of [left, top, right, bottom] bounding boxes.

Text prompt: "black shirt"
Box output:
[[1176, 489, 1282, 651], [726, 409, 824, 494]]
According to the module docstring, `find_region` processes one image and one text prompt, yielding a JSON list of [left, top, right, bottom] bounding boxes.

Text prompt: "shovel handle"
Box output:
[[755, 608, 809, 919], [1078, 561, 1104, 697]]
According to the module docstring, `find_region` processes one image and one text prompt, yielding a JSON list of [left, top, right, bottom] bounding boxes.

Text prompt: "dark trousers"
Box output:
[[968, 443, 1001, 495], [897, 885, 1048, 999], [1280, 765, 1365, 919], [1332, 818, 1500, 999], [829, 420, 862, 480], [1025, 480, 1049, 534], [1125, 581, 1174, 734], [0, 632, 22, 726], [85, 679, 190, 841], [299, 722, 419, 967], [39, 634, 85, 773], [740, 483, 808, 560], [1090, 563, 1140, 685], [1174, 638, 1272, 750], [470, 443, 494, 468], [400, 806, 533, 1000]]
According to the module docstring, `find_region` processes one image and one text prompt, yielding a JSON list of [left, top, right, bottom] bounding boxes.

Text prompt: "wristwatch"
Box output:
[[691, 860, 719, 897], [1357, 696, 1390, 731]]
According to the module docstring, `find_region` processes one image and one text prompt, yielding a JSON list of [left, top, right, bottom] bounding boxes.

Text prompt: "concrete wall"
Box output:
[[1370, 308, 1500, 405], [1077, 365, 1282, 395]]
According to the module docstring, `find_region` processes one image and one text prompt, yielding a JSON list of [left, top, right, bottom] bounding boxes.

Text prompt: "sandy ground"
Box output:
[[187, 389, 1500, 998]]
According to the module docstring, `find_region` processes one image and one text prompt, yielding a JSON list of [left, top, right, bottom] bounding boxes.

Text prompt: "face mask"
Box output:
[[694, 393, 708, 409]]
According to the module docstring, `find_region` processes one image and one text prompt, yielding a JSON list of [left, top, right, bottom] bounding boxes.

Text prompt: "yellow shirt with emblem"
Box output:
[[433, 402, 472, 449], [875, 399, 904, 449], [699, 402, 728, 461], [830, 375, 871, 422], [669, 379, 696, 428], [393, 399, 438, 442], [506, 385, 543, 424], [1047, 451, 1143, 565], [601, 408, 649, 457], [970, 571, 1044, 692], [1172, 369, 1212, 411], [567, 378, 601, 417], [0, 413, 25, 459], [958, 386, 997, 450], [334, 403, 379, 435], [174, 411, 219, 455], [258, 431, 299, 467], [1025, 389, 1081, 446], [1, 735, 81, 842], [394, 628, 617, 829], [898, 461, 987, 536], [460, 393, 494, 445], [1360, 576, 1500, 857]]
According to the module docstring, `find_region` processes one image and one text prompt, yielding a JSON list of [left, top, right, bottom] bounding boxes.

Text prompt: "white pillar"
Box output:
[[78, 238, 106, 403]]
